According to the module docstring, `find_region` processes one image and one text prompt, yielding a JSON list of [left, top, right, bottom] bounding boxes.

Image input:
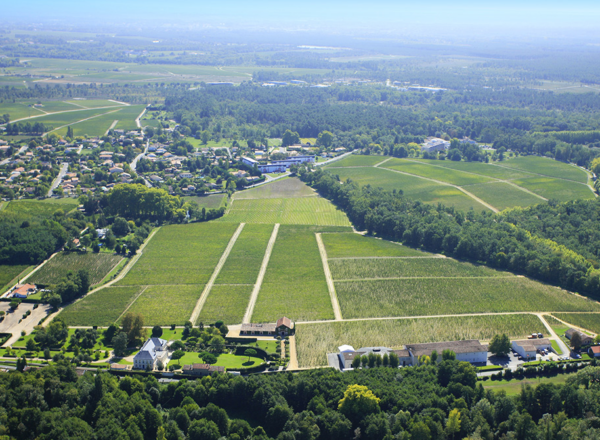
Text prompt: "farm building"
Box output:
[[565, 328, 594, 345], [240, 317, 294, 337], [511, 338, 552, 360], [11, 284, 37, 299], [133, 337, 168, 370], [182, 364, 225, 376], [589, 346, 600, 358], [337, 339, 488, 370]]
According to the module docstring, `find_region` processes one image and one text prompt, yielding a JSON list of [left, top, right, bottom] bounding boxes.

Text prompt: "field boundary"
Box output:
[[190, 223, 246, 324], [44, 108, 122, 135], [115, 286, 148, 323], [334, 275, 517, 281], [315, 233, 342, 320], [243, 223, 280, 323], [328, 256, 445, 260]]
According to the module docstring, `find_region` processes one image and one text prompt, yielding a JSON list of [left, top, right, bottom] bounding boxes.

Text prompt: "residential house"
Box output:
[[133, 337, 169, 370], [12, 284, 37, 299], [565, 328, 594, 345], [589, 346, 600, 358]]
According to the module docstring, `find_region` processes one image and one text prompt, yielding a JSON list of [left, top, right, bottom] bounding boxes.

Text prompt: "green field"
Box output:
[[215, 224, 273, 284], [336, 277, 600, 319], [52, 104, 144, 137], [29, 252, 123, 285], [483, 374, 573, 396], [123, 285, 203, 325], [552, 313, 600, 335], [501, 156, 589, 183], [118, 223, 238, 285], [0, 102, 46, 120], [59, 286, 143, 326], [170, 352, 264, 370], [412, 159, 533, 180], [329, 257, 514, 280], [183, 194, 226, 210], [66, 100, 127, 109], [0, 265, 30, 290], [295, 314, 546, 368], [511, 177, 594, 202], [325, 155, 390, 167], [322, 233, 428, 258], [464, 182, 544, 210], [24, 107, 126, 133], [1, 199, 78, 219], [197, 285, 251, 325], [252, 226, 341, 322], [221, 197, 351, 226], [234, 177, 316, 199], [383, 158, 494, 186]]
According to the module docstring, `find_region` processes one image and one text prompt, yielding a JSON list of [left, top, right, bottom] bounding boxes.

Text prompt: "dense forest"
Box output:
[[1, 359, 600, 440], [299, 167, 600, 299]]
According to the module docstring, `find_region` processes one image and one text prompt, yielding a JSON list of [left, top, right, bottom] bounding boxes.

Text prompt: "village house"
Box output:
[[565, 328, 594, 345], [589, 346, 600, 358], [240, 317, 294, 337], [12, 284, 37, 299], [133, 337, 169, 370]]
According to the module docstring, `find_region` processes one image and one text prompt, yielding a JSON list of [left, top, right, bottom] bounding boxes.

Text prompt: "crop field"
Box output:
[[123, 285, 203, 325], [464, 182, 544, 210], [412, 159, 533, 180], [383, 158, 494, 185], [27, 107, 125, 132], [329, 258, 514, 280], [1, 199, 78, 219], [0, 102, 46, 120], [252, 226, 338, 322], [59, 286, 143, 326], [183, 194, 226, 210], [511, 177, 594, 202], [335, 277, 600, 318], [326, 155, 390, 167], [114, 105, 145, 131], [197, 285, 251, 325], [543, 315, 571, 336], [65, 99, 128, 109], [322, 233, 428, 258], [234, 178, 316, 199], [215, 224, 273, 284], [29, 252, 123, 285], [221, 197, 351, 226], [53, 109, 122, 137], [118, 222, 238, 286], [500, 157, 589, 183], [552, 313, 600, 335], [0, 265, 29, 290], [295, 314, 546, 368]]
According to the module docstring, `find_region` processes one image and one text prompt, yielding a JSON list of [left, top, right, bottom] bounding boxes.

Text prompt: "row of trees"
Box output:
[[299, 167, 600, 299]]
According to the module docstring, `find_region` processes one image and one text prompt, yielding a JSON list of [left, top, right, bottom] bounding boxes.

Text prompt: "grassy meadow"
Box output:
[[295, 314, 546, 368], [29, 252, 123, 285], [1, 199, 78, 219]]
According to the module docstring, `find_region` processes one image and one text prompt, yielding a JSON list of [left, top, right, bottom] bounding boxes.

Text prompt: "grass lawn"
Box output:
[[544, 315, 571, 337], [59, 286, 143, 326], [234, 177, 316, 199], [221, 197, 351, 226], [552, 313, 600, 335], [118, 222, 239, 285], [123, 284, 203, 326], [336, 277, 600, 319], [252, 225, 336, 322], [551, 340, 563, 355], [295, 314, 545, 368], [169, 352, 264, 370], [483, 374, 573, 396], [322, 233, 427, 258], [463, 182, 544, 211], [29, 252, 123, 285], [197, 285, 251, 325], [254, 340, 279, 354]]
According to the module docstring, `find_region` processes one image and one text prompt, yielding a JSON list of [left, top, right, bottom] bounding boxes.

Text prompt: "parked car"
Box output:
[[538, 333, 543, 338]]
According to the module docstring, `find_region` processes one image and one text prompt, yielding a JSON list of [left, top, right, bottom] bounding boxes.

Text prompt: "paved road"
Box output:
[[0, 303, 53, 347], [48, 162, 69, 197], [130, 140, 149, 171], [0, 145, 28, 166], [538, 313, 570, 356], [243, 224, 280, 323]]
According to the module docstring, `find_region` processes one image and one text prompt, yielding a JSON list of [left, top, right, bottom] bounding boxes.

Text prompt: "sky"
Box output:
[[3, 1, 600, 37]]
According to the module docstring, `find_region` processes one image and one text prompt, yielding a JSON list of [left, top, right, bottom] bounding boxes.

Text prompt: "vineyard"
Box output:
[[30, 252, 123, 285]]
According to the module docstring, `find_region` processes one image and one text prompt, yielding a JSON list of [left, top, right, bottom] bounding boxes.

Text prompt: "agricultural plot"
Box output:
[[464, 182, 544, 210], [500, 156, 589, 183], [1, 199, 78, 220], [197, 285, 251, 325], [511, 177, 594, 202], [215, 224, 273, 284], [59, 286, 143, 326], [234, 177, 316, 199], [53, 109, 123, 138], [552, 313, 600, 335], [329, 258, 513, 280], [325, 155, 390, 167], [183, 194, 226, 210], [0, 265, 29, 290], [322, 233, 428, 258], [222, 198, 351, 226], [413, 159, 533, 180], [383, 159, 494, 186], [336, 277, 600, 319], [29, 252, 123, 285], [118, 222, 238, 286], [252, 226, 337, 322], [123, 285, 203, 326], [114, 105, 145, 131], [65, 100, 127, 109], [295, 314, 547, 368], [0, 102, 46, 120], [26, 107, 124, 132]]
